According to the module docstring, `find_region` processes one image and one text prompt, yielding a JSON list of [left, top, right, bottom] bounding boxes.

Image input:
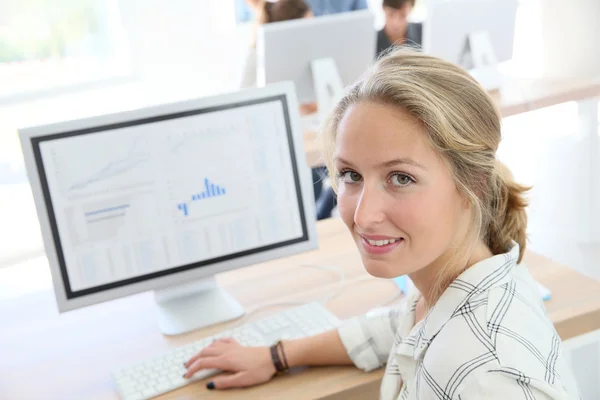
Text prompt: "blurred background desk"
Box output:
[[303, 73, 600, 168]]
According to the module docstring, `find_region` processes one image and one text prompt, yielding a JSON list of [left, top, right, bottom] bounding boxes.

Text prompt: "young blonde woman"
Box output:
[[185, 49, 581, 399]]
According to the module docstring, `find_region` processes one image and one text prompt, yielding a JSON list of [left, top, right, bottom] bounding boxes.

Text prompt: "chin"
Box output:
[[361, 257, 405, 279]]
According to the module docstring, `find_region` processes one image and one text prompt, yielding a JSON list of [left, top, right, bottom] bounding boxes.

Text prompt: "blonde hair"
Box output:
[[321, 49, 530, 301]]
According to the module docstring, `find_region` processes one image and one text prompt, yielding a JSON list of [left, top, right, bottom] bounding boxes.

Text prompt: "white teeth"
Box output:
[[367, 238, 400, 246]]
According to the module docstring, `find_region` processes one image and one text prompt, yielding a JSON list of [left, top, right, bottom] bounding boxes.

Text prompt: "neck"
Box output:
[[408, 241, 493, 308], [384, 25, 408, 45]]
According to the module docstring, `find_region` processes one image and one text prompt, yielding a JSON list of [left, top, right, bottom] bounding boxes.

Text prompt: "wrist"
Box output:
[[280, 339, 305, 368], [270, 340, 290, 373], [262, 346, 277, 376]]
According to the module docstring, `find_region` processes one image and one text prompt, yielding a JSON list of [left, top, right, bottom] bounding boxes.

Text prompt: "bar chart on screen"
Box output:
[[177, 178, 227, 217]]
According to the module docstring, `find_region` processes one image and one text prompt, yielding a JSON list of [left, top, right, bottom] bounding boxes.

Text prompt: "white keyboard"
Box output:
[[112, 302, 341, 400]]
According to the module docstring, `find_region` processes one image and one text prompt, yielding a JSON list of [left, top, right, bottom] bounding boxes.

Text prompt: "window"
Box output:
[[0, 0, 130, 99], [0, 0, 133, 268]]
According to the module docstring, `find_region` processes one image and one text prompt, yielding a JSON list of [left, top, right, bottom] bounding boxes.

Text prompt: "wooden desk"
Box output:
[[3, 219, 600, 400], [303, 74, 600, 168]]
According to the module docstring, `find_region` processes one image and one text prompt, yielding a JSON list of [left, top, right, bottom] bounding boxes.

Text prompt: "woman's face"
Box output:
[[334, 102, 470, 279]]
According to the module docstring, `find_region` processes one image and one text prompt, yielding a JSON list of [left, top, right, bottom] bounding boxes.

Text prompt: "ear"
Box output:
[[460, 192, 471, 210]]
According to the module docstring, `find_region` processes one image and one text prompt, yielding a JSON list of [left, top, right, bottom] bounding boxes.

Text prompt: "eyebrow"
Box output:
[[334, 156, 426, 171]]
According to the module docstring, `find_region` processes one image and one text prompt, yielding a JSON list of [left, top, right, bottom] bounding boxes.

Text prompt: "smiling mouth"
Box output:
[[358, 235, 405, 254], [363, 238, 402, 247]]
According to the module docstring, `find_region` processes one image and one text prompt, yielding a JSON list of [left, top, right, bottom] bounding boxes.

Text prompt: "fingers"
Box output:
[[209, 372, 254, 390], [184, 356, 228, 378], [197, 345, 223, 358], [184, 338, 238, 368], [184, 352, 200, 369], [216, 337, 236, 344]]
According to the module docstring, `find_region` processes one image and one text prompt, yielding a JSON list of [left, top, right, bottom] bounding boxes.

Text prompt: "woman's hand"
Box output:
[[183, 338, 276, 390]]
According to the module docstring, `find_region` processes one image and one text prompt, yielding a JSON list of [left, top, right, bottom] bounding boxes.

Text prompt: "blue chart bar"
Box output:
[[178, 203, 189, 216], [177, 178, 226, 216], [196, 177, 226, 200], [204, 177, 226, 198]]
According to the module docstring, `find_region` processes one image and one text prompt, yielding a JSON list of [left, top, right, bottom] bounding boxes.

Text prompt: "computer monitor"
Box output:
[[422, 0, 518, 87], [18, 82, 317, 335], [257, 10, 376, 104]]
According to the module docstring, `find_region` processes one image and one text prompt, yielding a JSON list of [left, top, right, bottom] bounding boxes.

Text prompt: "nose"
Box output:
[[354, 183, 386, 230]]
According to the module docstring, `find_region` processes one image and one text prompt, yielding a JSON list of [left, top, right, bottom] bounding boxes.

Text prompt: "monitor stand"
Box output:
[[153, 277, 245, 336], [460, 30, 502, 91], [311, 57, 345, 121]]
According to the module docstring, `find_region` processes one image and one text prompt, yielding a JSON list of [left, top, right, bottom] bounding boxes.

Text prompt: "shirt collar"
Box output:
[[396, 243, 520, 360]]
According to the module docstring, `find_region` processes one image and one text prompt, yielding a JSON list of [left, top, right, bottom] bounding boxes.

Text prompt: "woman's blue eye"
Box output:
[[339, 170, 362, 183], [390, 173, 414, 187]]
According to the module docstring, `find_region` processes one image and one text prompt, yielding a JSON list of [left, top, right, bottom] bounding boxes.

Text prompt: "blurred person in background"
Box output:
[[304, 0, 368, 16], [377, 0, 422, 56]]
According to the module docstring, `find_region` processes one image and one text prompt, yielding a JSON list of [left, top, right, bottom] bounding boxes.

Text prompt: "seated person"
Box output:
[[305, 0, 368, 16], [377, 0, 422, 56], [240, 0, 313, 88], [184, 49, 581, 399]]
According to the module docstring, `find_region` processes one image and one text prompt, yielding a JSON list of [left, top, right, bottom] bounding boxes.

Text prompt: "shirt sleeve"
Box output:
[[455, 369, 572, 400], [337, 295, 415, 372]]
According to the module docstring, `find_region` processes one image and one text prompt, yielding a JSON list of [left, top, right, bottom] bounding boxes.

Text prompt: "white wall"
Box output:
[[119, 0, 250, 98], [540, 0, 600, 79]]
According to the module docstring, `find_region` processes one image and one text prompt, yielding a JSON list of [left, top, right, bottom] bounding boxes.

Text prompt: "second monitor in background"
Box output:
[[257, 10, 376, 114], [423, 0, 518, 90]]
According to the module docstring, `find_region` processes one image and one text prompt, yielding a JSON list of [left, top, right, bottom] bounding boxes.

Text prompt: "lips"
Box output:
[[358, 234, 404, 255], [364, 238, 400, 246]]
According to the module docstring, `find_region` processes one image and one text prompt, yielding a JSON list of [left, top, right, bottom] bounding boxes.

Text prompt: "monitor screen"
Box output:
[[30, 95, 309, 299]]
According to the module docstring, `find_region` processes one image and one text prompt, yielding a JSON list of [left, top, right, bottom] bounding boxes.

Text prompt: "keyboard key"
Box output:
[[130, 372, 145, 382], [169, 375, 187, 387], [120, 384, 139, 395], [157, 376, 169, 385], [116, 375, 135, 385], [123, 392, 143, 400], [141, 387, 159, 397], [156, 382, 171, 392]]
